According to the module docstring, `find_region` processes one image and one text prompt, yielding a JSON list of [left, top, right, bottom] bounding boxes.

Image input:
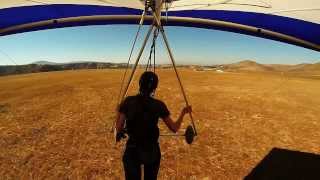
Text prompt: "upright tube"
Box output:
[[111, 23, 154, 133], [120, 23, 155, 102], [159, 27, 198, 136]]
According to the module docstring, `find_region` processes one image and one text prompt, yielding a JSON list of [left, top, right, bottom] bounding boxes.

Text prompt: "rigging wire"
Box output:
[[25, 0, 116, 6], [269, 8, 320, 15], [153, 30, 156, 72], [24, 0, 50, 5], [220, 2, 271, 8], [146, 28, 159, 72], [168, 0, 272, 10], [168, 0, 232, 9], [96, 0, 118, 5], [24, 0, 66, 18], [117, 10, 146, 105], [113, 1, 198, 142], [0, 49, 18, 66]]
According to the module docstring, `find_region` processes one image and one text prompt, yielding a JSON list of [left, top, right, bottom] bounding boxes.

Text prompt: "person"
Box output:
[[115, 71, 192, 180]]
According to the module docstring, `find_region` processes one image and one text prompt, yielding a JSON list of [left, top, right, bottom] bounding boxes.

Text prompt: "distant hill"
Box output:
[[220, 60, 320, 73], [32, 61, 59, 65], [288, 62, 320, 72], [1, 60, 319, 76], [0, 61, 129, 76], [222, 60, 274, 72], [264, 62, 320, 72]]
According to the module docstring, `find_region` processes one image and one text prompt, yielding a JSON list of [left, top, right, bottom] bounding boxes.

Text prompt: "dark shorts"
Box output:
[[122, 143, 161, 180]]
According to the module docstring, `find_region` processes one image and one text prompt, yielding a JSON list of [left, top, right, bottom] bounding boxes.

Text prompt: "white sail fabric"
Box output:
[[168, 0, 320, 24], [0, 0, 318, 23], [0, 0, 319, 51]]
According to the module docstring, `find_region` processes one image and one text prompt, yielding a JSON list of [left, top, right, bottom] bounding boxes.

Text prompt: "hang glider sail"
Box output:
[[0, 0, 319, 51]]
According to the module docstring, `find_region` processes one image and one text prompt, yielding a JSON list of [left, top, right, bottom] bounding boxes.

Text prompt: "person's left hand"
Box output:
[[116, 131, 126, 142]]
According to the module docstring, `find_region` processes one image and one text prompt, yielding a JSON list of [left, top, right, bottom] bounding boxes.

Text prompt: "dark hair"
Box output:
[[139, 71, 158, 96]]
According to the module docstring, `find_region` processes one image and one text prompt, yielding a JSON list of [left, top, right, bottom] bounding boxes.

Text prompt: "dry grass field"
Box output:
[[0, 69, 320, 179]]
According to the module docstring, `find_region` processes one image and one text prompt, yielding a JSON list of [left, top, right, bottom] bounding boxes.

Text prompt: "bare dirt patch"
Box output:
[[0, 69, 319, 179]]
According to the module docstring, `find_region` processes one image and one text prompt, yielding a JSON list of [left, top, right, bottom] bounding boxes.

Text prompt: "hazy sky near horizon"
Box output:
[[0, 25, 319, 65]]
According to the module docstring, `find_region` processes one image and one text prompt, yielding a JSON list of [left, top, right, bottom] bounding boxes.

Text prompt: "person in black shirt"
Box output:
[[115, 71, 192, 180]]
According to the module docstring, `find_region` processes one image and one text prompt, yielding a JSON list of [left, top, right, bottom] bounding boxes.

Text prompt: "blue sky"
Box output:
[[0, 25, 319, 65]]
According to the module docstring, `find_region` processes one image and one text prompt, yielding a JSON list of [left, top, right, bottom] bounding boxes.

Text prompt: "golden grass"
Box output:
[[0, 69, 320, 179]]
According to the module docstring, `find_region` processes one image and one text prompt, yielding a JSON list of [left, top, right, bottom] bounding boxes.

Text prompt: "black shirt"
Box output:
[[119, 94, 170, 146]]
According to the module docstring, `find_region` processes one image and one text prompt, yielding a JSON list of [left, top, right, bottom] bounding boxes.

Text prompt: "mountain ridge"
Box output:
[[1, 60, 319, 76], [221, 60, 320, 72]]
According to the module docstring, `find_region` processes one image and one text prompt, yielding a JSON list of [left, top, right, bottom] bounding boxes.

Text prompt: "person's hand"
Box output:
[[182, 105, 192, 115]]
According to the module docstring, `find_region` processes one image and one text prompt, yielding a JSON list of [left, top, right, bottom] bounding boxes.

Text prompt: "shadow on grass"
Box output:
[[0, 103, 9, 113], [245, 147, 320, 180]]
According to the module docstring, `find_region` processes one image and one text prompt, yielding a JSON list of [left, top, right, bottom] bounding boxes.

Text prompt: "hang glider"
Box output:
[[0, 0, 319, 51]]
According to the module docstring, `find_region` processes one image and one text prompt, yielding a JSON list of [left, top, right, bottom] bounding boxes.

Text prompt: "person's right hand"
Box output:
[[182, 105, 192, 115]]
